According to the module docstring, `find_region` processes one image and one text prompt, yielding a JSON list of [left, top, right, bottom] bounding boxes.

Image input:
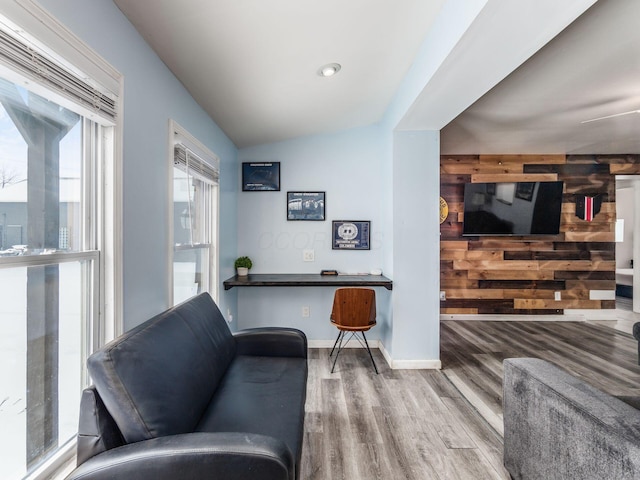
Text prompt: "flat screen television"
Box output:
[[462, 181, 564, 236]]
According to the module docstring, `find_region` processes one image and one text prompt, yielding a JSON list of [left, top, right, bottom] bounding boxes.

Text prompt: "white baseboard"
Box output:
[[390, 358, 442, 369], [565, 309, 618, 320], [308, 339, 441, 370], [378, 341, 393, 368], [439, 313, 586, 321], [379, 342, 441, 369], [440, 309, 619, 322]]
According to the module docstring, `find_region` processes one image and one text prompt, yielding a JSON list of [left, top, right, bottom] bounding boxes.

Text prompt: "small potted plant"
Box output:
[[234, 256, 252, 276]]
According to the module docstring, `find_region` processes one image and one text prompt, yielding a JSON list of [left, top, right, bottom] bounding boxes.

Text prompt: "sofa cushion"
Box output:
[[196, 355, 307, 463], [88, 293, 236, 443]]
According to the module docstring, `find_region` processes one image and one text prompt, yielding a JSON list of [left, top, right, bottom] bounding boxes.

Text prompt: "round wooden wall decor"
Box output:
[[439, 196, 449, 224]]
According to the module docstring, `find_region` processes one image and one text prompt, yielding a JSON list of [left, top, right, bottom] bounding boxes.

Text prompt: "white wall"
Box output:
[[37, 0, 239, 330], [35, 0, 442, 363], [35, 0, 565, 364], [391, 131, 441, 366], [232, 0, 465, 363], [235, 126, 442, 366], [616, 187, 634, 270], [236, 125, 392, 341]]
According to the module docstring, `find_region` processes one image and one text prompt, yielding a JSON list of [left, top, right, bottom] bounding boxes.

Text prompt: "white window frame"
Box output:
[[168, 120, 220, 305], [0, 2, 123, 478]]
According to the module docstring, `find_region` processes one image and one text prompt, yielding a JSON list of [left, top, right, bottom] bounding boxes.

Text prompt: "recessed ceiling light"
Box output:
[[318, 63, 341, 77]]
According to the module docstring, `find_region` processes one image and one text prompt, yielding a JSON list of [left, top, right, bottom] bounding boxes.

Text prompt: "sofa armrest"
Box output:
[[234, 327, 307, 358], [503, 358, 640, 480], [65, 432, 295, 480]]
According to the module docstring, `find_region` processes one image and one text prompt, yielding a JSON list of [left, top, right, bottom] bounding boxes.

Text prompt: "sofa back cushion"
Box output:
[[88, 293, 236, 443]]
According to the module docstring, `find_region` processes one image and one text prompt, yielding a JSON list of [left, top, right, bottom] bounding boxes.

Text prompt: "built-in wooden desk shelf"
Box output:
[[223, 273, 393, 290]]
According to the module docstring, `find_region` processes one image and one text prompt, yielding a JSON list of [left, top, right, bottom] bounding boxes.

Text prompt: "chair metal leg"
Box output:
[[361, 331, 379, 374], [329, 330, 343, 357], [331, 330, 347, 373]]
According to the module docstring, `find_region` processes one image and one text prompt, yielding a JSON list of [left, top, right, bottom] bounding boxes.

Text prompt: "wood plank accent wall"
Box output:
[[440, 154, 640, 315]]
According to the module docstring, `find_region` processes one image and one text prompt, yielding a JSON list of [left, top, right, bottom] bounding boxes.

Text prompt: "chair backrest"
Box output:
[[330, 288, 376, 329]]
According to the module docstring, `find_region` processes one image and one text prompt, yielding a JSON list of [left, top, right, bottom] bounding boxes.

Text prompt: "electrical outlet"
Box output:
[[554, 291, 562, 301], [439, 291, 446, 301], [302, 306, 310, 317], [303, 249, 315, 262]]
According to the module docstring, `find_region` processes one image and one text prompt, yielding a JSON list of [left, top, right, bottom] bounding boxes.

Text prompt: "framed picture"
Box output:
[[332, 220, 370, 250], [242, 162, 280, 191], [287, 191, 325, 221], [486, 183, 496, 195], [515, 182, 535, 201]]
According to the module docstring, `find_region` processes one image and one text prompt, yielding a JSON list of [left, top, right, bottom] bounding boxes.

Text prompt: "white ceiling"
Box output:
[[439, 0, 640, 155], [113, 0, 639, 154], [112, 0, 446, 148]]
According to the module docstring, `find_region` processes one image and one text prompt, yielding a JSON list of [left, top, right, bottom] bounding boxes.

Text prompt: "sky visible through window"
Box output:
[[0, 86, 81, 189]]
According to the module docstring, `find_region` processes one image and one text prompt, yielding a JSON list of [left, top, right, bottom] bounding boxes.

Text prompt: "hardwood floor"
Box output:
[[301, 304, 640, 479], [301, 348, 510, 479], [589, 296, 639, 335], [441, 311, 640, 435]]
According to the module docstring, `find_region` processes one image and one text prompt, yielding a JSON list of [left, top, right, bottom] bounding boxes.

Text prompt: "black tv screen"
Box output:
[[462, 181, 564, 236]]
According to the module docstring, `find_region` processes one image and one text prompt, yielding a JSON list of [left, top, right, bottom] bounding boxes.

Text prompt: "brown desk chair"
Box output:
[[329, 287, 378, 374]]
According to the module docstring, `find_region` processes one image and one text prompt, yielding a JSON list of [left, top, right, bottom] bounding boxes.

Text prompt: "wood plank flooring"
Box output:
[[300, 348, 510, 479], [440, 318, 640, 436], [301, 305, 640, 479]]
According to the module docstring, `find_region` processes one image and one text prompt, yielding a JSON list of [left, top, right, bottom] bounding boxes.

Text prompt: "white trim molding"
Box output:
[[379, 342, 442, 370], [440, 313, 587, 322], [307, 339, 442, 370], [564, 309, 618, 321]]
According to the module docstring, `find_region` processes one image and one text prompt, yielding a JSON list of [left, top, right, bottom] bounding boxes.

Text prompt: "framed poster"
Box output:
[[332, 220, 370, 250], [242, 162, 280, 191], [287, 191, 325, 220]]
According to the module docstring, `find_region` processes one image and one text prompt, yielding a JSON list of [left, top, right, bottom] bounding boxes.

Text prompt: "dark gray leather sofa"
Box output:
[[65, 293, 308, 480], [503, 358, 640, 480]]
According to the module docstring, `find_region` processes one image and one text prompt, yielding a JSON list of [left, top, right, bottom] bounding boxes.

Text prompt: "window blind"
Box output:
[[0, 27, 117, 122], [174, 143, 219, 184]]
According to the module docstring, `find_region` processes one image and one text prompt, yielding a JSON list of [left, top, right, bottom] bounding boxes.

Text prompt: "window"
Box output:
[[0, 75, 101, 480], [0, 5, 121, 479], [171, 122, 219, 305]]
